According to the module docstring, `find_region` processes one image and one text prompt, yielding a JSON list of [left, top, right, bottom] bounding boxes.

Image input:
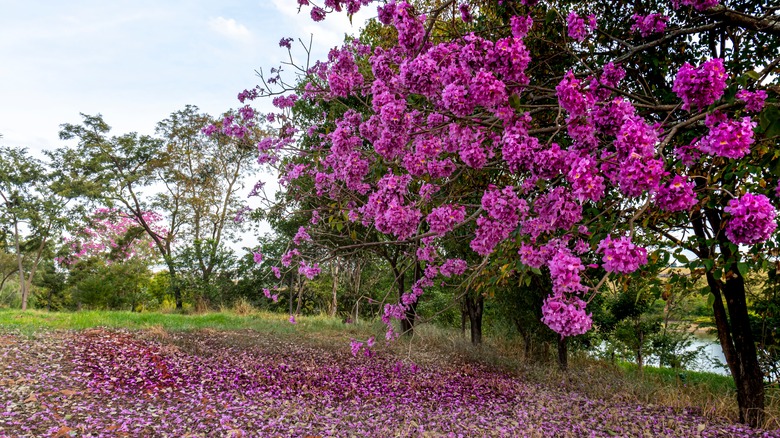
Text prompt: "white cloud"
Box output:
[[208, 16, 252, 41]]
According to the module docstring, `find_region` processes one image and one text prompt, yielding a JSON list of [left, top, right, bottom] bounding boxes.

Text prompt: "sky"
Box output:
[[0, 0, 374, 154], [0, 0, 375, 250]]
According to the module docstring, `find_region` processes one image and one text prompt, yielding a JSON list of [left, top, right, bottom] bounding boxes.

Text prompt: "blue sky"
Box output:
[[0, 0, 374, 154]]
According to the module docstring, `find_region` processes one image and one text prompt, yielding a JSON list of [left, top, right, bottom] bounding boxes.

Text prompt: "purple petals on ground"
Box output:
[[0, 330, 777, 437]]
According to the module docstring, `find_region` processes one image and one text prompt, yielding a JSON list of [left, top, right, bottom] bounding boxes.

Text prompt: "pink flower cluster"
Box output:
[[597, 235, 648, 274], [541, 295, 592, 337], [548, 249, 588, 295], [566, 12, 597, 42], [298, 261, 321, 280], [426, 204, 467, 236], [673, 0, 720, 11], [696, 113, 756, 159], [471, 186, 528, 255], [736, 89, 767, 112], [655, 175, 698, 212], [724, 193, 777, 245], [293, 226, 312, 245], [262, 288, 279, 302], [631, 13, 668, 37], [61, 209, 166, 265], [672, 58, 727, 111], [556, 71, 595, 117], [439, 258, 467, 277]]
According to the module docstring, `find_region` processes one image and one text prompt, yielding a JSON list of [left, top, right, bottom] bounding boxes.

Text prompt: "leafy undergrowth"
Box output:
[[1, 328, 778, 437]]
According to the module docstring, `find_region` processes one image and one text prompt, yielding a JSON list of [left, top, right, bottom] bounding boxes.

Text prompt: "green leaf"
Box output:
[[759, 106, 780, 139], [737, 262, 749, 277], [673, 253, 689, 264], [707, 292, 715, 308], [746, 70, 760, 81], [702, 259, 714, 272], [545, 9, 557, 25], [508, 94, 523, 111]]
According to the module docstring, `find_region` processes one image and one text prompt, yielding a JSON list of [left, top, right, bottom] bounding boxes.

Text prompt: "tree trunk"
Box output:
[[461, 299, 468, 338], [514, 319, 533, 361], [557, 337, 568, 371], [712, 269, 765, 427], [295, 276, 304, 315], [637, 329, 644, 373], [691, 211, 765, 427], [464, 293, 483, 345], [13, 220, 26, 310], [166, 259, 182, 310], [330, 260, 339, 317], [289, 275, 295, 315], [400, 301, 417, 334]]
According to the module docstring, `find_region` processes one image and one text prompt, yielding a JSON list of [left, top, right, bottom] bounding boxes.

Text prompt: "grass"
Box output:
[[0, 308, 376, 339], [1, 307, 778, 429]]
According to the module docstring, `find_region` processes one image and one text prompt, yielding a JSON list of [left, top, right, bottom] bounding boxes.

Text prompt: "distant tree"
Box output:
[[54, 115, 184, 306], [0, 146, 69, 309], [154, 105, 258, 304]]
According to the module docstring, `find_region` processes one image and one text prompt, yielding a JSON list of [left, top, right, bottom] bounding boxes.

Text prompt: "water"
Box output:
[[595, 335, 730, 375], [650, 336, 729, 375], [689, 337, 729, 375]]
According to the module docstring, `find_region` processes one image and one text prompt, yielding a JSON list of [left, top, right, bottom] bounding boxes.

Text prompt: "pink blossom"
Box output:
[[724, 193, 777, 245], [696, 113, 756, 159], [655, 176, 698, 212], [426, 204, 467, 236], [298, 261, 321, 280], [293, 226, 312, 245], [566, 12, 597, 42], [673, 0, 720, 11], [597, 235, 648, 274], [439, 259, 467, 277], [253, 251, 264, 265], [541, 295, 593, 337], [736, 89, 767, 112], [548, 249, 588, 295], [672, 58, 727, 111], [631, 14, 668, 37]]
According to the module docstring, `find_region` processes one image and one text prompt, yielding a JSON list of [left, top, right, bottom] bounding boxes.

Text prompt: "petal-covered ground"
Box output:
[[0, 329, 777, 437]]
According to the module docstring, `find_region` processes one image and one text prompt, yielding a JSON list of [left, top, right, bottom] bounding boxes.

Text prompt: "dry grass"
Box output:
[[378, 323, 779, 430], [2, 309, 777, 430], [230, 297, 256, 316]]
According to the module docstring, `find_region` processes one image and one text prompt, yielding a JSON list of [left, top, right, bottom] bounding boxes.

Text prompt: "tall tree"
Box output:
[[230, 0, 779, 425], [0, 146, 69, 309], [55, 115, 184, 306], [154, 105, 257, 297]]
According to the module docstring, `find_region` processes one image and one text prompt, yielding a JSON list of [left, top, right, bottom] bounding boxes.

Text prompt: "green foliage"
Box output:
[[66, 258, 154, 311]]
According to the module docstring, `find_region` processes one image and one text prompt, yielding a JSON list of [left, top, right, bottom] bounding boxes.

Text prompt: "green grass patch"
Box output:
[[0, 309, 378, 339], [617, 361, 736, 393]]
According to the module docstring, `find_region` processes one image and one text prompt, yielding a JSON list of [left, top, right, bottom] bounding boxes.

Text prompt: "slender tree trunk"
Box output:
[[557, 337, 568, 371], [515, 319, 533, 361], [465, 293, 483, 345], [461, 298, 468, 338], [637, 329, 644, 373], [295, 276, 303, 315], [401, 262, 424, 335], [718, 269, 765, 427], [165, 258, 182, 310], [13, 220, 26, 310], [691, 211, 765, 427], [289, 275, 295, 315], [330, 260, 339, 317]]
